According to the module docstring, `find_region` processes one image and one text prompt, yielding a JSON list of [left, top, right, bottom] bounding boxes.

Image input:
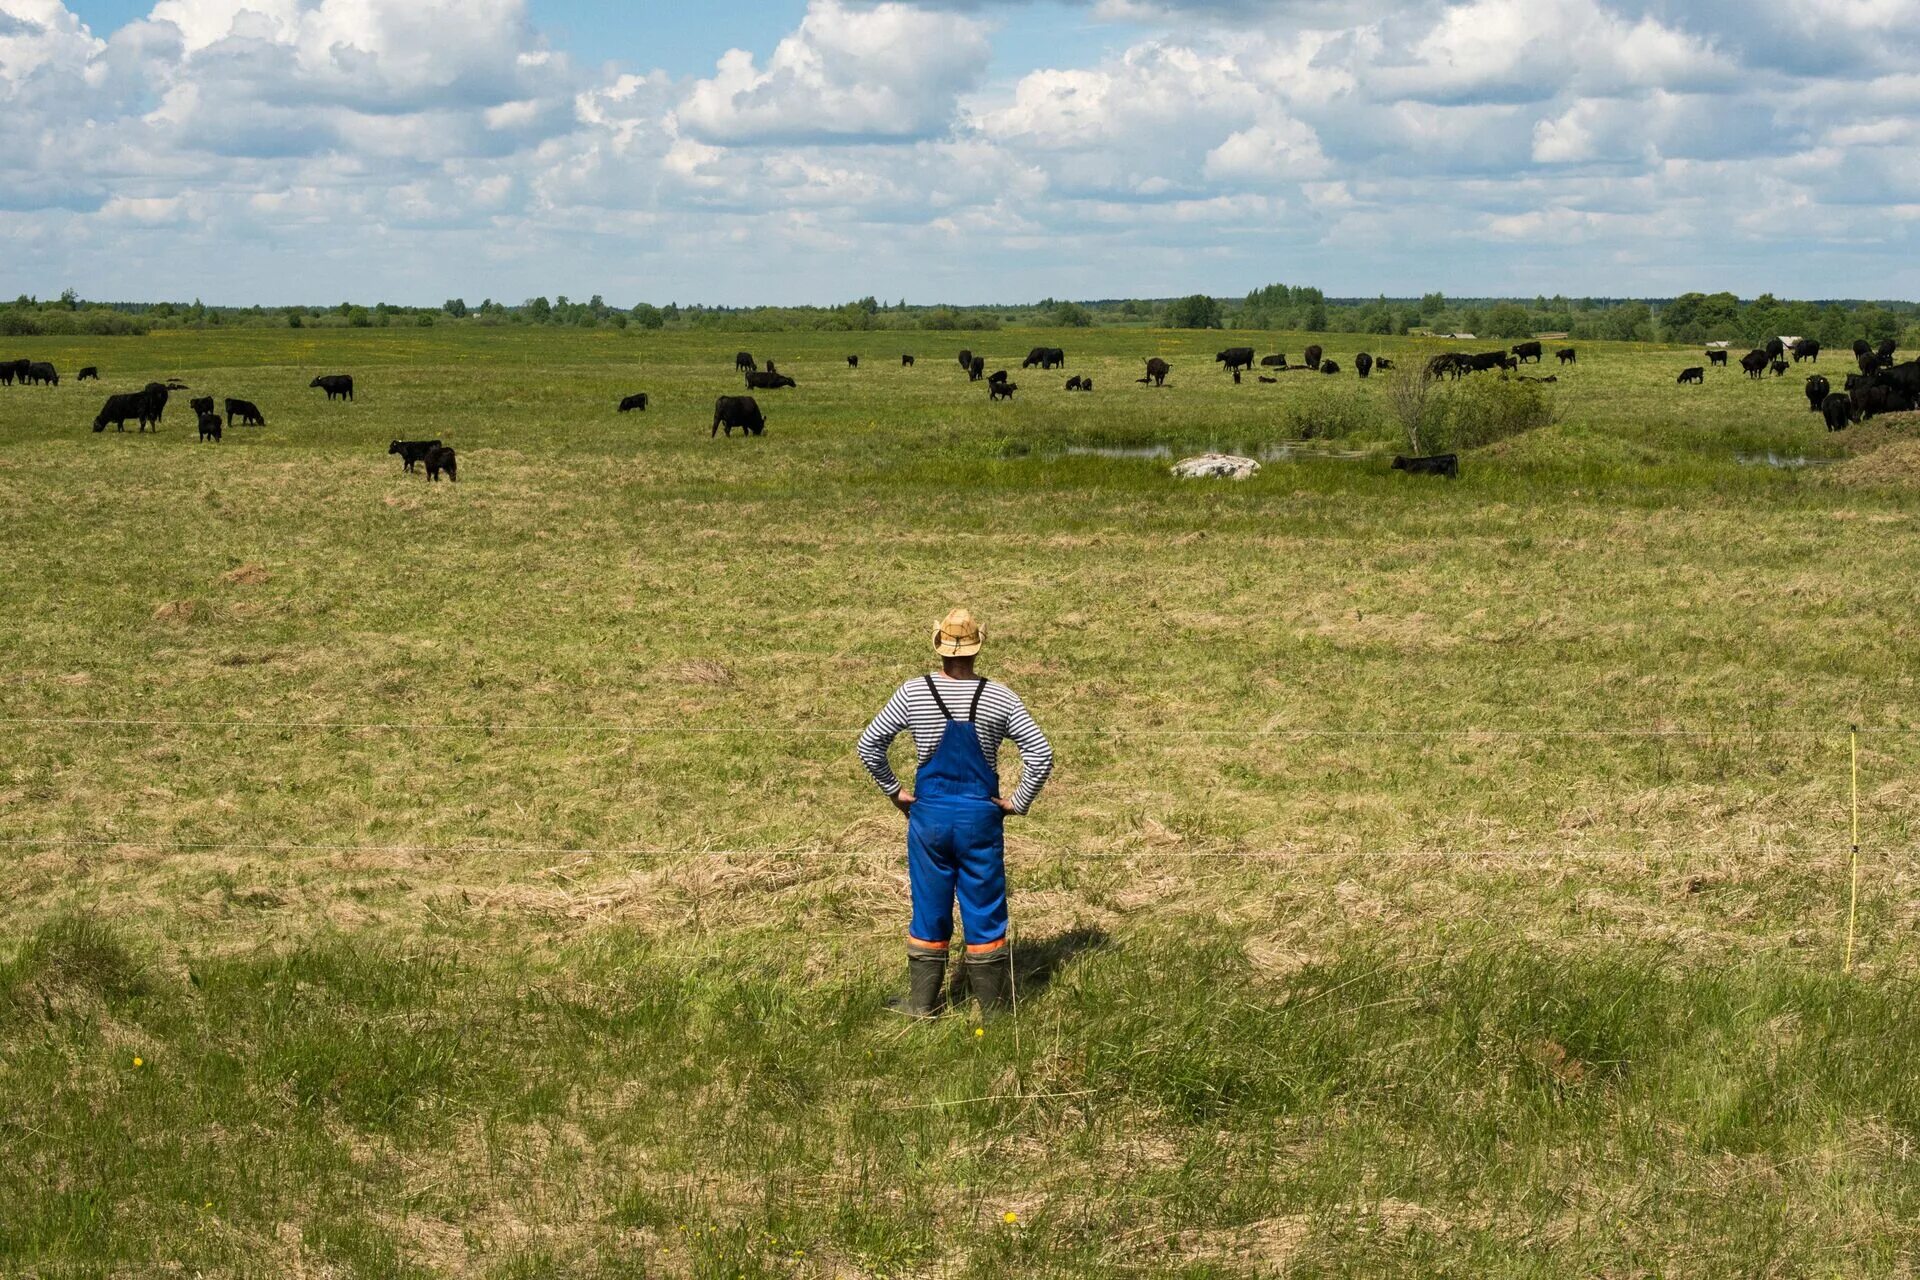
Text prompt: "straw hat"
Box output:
[[933, 608, 985, 658]]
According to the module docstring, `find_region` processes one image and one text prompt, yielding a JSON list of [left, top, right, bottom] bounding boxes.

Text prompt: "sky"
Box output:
[[7, 0, 1920, 307]]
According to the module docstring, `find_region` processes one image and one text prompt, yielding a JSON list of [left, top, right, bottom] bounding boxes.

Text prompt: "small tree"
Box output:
[[1165, 294, 1222, 329], [1054, 301, 1093, 327], [1387, 362, 1435, 453], [444, 298, 469, 318]]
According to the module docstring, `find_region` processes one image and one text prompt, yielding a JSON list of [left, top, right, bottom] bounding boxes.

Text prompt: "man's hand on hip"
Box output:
[[992, 797, 1018, 815]]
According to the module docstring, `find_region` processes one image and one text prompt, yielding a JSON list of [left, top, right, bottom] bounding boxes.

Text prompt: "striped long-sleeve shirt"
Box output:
[[857, 675, 1055, 814]]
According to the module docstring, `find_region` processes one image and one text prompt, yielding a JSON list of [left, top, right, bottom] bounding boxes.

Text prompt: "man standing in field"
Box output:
[[858, 609, 1054, 1019]]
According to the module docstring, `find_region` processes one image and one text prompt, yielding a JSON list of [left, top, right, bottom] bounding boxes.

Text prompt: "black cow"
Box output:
[[1512, 340, 1543, 363], [619, 393, 649, 412], [26, 361, 58, 386], [1769, 360, 1789, 377], [1874, 361, 1920, 397], [968, 356, 985, 382], [736, 352, 757, 373], [1304, 344, 1323, 371], [77, 366, 98, 381], [1376, 357, 1395, 370], [1677, 367, 1705, 385], [0, 358, 27, 385], [226, 398, 265, 427], [744, 371, 796, 390], [189, 396, 215, 417], [389, 440, 442, 472], [198, 413, 223, 442], [765, 360, 779, 375], [1858, 351, 1886, 376], [1556, 347, 1576, 365], [93, 393, 151, 433], [1065, 376, 1083, 390], [1427, 353, 1469, 380], [1852, 383, 1914, 420], [1765, 337, 1785, 362], [1469, 351, 1515, 373], [987, 369, 1009, 385], [847, 355, 859, 368], [1022, 347, 1055, 369], [1822, 392, 1854, 431], [957, 349, 973, 371], [989, 381, 1018, 401], [1139, 357, 1170, 387], [1707, 349, 1729, 367], [1805, 375, 1830, 412], [1320, 360, 1342, 375], [1232, 368, 1242, 384], [1215, 347, 1255, 374], [1877, 338, 1897, 361], [425, 445, 457, 482], [1260, 353, 1288, 368], [311, 374, 354, 401], [1853, 339, 1873, 358], [138, 383, 169, 428], [1740, 350, 1769, 379], [1793, 339, 1821, 363], [902, 354, 915, 367], [1355, 352, 1374, 379], [1393, 454, 1459, 478], [1258, 375, 1277, 384], [712, 395, 766, 437]]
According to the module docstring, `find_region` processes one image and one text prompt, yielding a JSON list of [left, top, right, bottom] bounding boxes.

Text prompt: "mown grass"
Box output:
[[3, 325, 1920, 1275]]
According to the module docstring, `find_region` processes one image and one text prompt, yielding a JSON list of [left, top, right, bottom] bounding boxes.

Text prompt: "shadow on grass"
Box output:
[[1013, 924, 1111, 1000]]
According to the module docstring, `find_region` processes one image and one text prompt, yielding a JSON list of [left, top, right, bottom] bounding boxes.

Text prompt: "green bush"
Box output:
[[1419, 374, 1555, 453], [1280, 385, 1384, 441]]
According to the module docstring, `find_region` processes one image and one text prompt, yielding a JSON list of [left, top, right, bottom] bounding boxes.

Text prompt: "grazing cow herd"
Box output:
[[20, 330, 1910, 484], [1673, 334, 1916, 428]]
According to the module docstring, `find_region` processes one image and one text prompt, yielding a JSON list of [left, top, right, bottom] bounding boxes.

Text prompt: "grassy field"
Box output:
[[4, 324, 1920, 1277]]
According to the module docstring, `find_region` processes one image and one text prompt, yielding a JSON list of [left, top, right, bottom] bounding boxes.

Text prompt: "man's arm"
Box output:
[[1001, 692, 1054, 814], [856, 685, 914, 801]]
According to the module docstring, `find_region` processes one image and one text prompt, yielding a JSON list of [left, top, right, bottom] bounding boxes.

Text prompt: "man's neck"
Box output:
[[940, 658, 977, 680]]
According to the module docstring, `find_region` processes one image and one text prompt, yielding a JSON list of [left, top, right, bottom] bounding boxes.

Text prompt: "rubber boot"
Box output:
[[887, 947, 947, 1019], [964, 947, 1014, 1020]]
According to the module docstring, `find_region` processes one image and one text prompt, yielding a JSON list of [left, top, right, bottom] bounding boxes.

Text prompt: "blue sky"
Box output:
[[9, 0, 1920, 306]]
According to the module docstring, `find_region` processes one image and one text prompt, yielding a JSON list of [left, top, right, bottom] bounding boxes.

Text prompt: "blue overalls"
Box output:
[[907, 676, 1009, 952]]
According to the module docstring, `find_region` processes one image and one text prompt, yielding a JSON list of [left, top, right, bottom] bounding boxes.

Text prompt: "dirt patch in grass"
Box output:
[[221, 563, 272, 586]]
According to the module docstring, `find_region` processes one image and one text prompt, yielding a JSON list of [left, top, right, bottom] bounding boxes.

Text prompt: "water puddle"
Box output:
[[1058, 443, 1373, 462], [1734, 453, 1842, 469]]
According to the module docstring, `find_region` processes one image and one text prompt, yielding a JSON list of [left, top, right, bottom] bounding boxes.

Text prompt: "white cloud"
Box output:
[[676, 0, 989, 143], [6, 0, 1920, 302]]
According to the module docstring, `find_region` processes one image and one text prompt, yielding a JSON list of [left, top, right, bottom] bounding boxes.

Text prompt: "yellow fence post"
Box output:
[[1845, 726, 1862, 974]]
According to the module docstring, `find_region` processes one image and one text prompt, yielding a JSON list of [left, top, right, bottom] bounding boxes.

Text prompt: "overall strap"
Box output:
[[923, 675, 956, 721], [967, 679, 988, 723]]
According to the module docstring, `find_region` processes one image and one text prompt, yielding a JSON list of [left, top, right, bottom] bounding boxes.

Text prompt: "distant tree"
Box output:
[[527, 296, 552, 322], [287, 311, 303, 328], [1486, 302, 1532, 338], [444, 298, 469, 318], [1165, 294, 1223, 329], [1420, 292, 1446, 317], [59, 288, 78, 310], [1304, 297, 1328, 331], [347, 306, 372, 328], [629, 303, 665, 329], [1054, 301, 1093, 327], [1460, 307, 1484, 334]]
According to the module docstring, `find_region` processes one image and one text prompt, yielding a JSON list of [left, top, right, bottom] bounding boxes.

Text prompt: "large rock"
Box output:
[[1172, 453, 1261, 480]]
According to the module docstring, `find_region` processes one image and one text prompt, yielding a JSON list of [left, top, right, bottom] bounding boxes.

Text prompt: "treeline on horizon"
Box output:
[[5, 286, 1916, 348]]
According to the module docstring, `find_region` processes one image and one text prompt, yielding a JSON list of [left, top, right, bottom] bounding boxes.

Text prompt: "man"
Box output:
[[857, 608, 1054, 1018]]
